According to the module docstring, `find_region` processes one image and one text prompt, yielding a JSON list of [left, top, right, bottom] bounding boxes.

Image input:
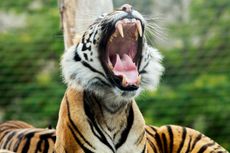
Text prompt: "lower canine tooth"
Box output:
[[122, 77, 128, 87], [108, 60, 113, 69], [136, 75, 141, 85], [109, 63, 113, 69]]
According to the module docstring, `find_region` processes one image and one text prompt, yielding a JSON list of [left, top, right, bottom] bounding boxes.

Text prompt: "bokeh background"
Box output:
[[0, 0, 229, 149]]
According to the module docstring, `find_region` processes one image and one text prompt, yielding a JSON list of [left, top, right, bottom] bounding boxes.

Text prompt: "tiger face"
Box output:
[[61, 4, 164, 101]]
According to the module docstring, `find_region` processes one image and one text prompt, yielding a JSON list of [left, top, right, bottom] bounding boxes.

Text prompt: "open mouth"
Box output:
[[103, 18, 143, 91]]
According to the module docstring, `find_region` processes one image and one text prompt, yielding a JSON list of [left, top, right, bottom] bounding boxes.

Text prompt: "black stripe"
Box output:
[[139, 70, 147, 74], [84, 93, 115, 152], [84, 53, 88, 61], [51, 135, 56, 143], [66, 95, 95, 150], [0, 131, 10, 146], [68, 124, 94, 153], [197, 142, 216, 153], [74, 44, 81, 61], [147, 137, 158, 153], [141, 144, 146, 153], [191, 134, 202, 150], [162, 133, 168, 153], [93, 30, 98, 44], [13, 132, 25, 152], [155, 132, 163, 152], [185, 136, 192, 153], [2, 131, 16, 149], [167, 126, 174, 153], [81, 61, 106, 78], [37, 132, 53, 152], [7, 140, 13, 150], [135, 130, 145, 145], [150, 126, 158, 132], [21, 131, 36, 153], [93, 77, 110, 87], [139, 61, 150, 74], [146, 129, 156, 138], [84, 94, 110, 140], [115, 104, 134, 149], [43, 139, 49, 153], [177, 127, 187, 153], [138, 55, 143, 71], [87, 119, 102, 140], [35, 139, 43, 152]]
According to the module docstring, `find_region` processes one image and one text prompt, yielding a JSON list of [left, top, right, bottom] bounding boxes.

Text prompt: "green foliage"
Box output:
[[0, 0, 229, 150], [0, 0, 64, 127]]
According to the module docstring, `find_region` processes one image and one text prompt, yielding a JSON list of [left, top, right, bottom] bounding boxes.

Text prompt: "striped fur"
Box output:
[[145, 125, 228, 153], [0, 4, 228, 153], [54, 88, 228, 153], [0, 121, 56, 153]]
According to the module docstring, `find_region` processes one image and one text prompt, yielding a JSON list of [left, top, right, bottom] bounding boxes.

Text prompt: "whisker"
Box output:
[[146, 26, 166, 37]]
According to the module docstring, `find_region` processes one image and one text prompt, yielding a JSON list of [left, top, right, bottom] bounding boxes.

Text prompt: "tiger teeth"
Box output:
[[115, 19, 143, 39], [115, 21, 124, 38], [108, 58, 113, 69], [136, 20, 142, 37], [122, 77, 128, 87], [109, 37, 113, 42], [109, 63, 113, 69], [136, 75, 141, 86]]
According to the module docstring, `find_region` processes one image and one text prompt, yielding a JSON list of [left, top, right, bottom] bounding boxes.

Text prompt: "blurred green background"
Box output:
[[0, 0, 229, 149]]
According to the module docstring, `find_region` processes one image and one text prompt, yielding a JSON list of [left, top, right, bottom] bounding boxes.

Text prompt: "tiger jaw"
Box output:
[[105, 17, 144, 91]]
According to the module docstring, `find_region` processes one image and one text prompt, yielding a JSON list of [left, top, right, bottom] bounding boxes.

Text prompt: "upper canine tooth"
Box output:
[[115, 21, 124, 38], [136, 20, 143, 37]]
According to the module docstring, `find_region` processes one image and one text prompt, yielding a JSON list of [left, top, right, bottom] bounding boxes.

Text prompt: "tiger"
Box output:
[[0, 3, 228, 153], [0, 121, 55, 152]]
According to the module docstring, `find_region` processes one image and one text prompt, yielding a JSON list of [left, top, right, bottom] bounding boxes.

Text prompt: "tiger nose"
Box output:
[[120, 4, 132, 13]]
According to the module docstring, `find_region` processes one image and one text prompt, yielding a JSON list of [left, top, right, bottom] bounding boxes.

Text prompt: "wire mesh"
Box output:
[[0, 0, 229, 150]]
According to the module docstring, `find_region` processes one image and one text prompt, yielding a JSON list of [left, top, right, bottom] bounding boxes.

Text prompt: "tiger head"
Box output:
[[61, 4, 164, 101]]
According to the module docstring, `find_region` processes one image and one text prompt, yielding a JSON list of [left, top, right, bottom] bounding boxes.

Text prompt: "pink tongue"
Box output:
[[113, 54, 139, 85]]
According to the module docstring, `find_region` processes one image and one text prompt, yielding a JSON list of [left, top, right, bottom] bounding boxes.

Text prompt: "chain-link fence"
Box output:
[[0, 0, 229, 150]]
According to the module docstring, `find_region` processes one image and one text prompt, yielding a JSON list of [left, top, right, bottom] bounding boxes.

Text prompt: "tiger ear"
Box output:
[[72, 34, 82, 45]]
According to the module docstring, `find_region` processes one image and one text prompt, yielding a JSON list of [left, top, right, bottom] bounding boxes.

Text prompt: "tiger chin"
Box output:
[[0, 4, 228, 153]]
